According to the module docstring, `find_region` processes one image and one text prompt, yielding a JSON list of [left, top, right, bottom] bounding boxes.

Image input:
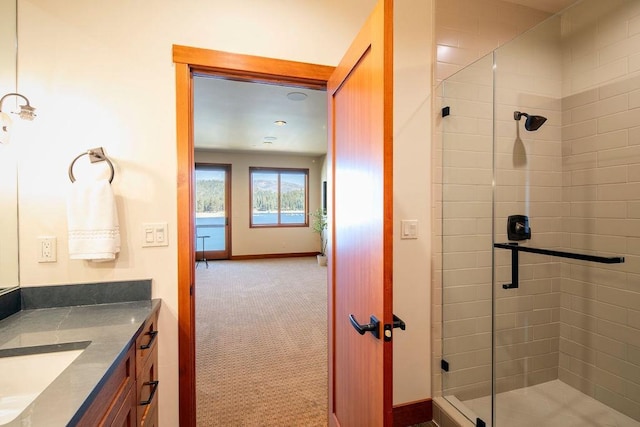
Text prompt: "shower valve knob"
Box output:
[[507, 215, 531, 241]]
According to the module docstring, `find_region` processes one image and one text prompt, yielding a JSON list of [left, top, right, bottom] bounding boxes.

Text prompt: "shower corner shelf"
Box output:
[[494, 242, 624, 289]]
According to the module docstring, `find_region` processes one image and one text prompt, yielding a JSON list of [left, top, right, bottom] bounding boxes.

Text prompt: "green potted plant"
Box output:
[[310, 208, 327, 266]]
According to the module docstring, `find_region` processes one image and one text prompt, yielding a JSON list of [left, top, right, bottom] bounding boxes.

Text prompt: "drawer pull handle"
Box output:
[[140, 380, 159, 406], [139, 330, 158, 350]]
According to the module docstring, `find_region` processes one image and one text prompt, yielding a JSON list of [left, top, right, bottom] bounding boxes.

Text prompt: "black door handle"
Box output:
[[393, 314, 406, 330], [349, 314, 380, 339]]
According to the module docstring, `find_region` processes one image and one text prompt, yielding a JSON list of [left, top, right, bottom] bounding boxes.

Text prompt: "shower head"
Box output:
[[514, 111, 547, 131]]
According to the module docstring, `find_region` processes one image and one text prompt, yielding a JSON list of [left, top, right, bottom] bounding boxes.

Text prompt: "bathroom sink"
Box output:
[[0, 341, 89, 425]]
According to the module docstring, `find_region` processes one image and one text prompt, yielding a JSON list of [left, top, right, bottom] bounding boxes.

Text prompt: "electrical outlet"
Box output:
[[37, 236, 57, 262]]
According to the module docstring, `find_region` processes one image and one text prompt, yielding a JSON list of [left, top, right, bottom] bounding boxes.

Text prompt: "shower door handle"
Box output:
[[349, 314, 380, 339]]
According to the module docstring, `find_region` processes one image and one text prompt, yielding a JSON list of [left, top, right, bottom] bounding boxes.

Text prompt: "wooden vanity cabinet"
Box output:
[[77, 344, 135, 427], [77, 309, 159, 427], [136, 311, 159, 426], [111, 384, 137, 426]]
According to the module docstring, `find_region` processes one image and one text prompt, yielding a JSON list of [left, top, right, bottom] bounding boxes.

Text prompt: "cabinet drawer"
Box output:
[[140, 395, 158, 427], [77, 344, 135, 427], [110, 383, 136, 427], [135, 311, 158, 377], [140, 401, 158, 427], [137, 338, 159, 426]]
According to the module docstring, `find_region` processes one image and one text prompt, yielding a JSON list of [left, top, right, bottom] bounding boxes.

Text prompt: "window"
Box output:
[[250, 167, 309, 227]]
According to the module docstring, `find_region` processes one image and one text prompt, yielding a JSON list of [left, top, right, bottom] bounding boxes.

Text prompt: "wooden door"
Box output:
[[327, 0, 393, 426]]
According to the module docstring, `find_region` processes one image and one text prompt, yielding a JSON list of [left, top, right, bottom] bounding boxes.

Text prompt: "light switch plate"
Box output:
[[142, 222, 169, 247], [400, 220, 419, 240]]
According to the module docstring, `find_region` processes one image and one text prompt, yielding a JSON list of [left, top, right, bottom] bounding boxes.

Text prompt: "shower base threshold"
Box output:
[[447, 379, 639, 427]]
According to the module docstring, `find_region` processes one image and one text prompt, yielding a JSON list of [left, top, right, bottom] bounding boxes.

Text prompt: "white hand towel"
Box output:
[[67, 178, 120, 262]]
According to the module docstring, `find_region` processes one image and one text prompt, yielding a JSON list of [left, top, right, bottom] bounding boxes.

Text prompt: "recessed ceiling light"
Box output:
[[274, 120, 287, 126], [263, 136, 277, 144], [287, 92, 307, 101]]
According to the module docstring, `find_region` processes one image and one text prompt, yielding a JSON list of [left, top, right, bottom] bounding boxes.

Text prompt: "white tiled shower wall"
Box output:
[[492, 15, 564, 396], [558, 1, 640, 420], [434, 0, 550, 83], [433, 0, 640, 422]]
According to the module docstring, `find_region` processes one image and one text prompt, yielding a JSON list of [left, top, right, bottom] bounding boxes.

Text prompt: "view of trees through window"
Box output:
[[251, 168, 308, 226], [196, 178, 225, 213]]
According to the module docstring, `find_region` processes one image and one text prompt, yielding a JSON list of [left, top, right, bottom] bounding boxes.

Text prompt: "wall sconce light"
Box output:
[[0, 92, 36, 144], [1, 92, 36, 120]]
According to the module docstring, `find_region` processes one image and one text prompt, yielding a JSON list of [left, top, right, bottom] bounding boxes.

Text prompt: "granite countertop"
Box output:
[[0, 299, 161, 426]]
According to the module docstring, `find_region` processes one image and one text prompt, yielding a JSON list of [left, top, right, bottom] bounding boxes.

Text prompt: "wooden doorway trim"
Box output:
[[173, 45, 334, 427]]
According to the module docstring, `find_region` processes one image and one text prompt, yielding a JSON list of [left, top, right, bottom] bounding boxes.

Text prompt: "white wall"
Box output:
[[195, 150, 323, 256], [392, 0, 434, 404], [12, 0, 449, 425]]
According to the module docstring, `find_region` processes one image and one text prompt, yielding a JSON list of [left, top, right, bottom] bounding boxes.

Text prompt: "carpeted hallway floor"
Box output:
[[195, 257, 328, 426]]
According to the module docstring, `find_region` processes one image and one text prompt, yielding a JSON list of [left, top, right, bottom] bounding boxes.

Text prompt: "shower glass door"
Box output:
[[440, 53, 495, 426], [440, 1, 638, 426]]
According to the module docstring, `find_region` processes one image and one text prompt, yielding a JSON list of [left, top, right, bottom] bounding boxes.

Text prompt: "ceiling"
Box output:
[[193, 76, 327, 156], [193, 0, 579, 157]]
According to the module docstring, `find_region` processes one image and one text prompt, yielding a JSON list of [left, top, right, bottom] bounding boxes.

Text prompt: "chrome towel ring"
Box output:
[[68, 147, 115, 183]]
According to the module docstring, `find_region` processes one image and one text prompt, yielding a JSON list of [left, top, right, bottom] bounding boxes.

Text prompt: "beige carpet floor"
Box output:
[[195, 257, 328, 426]]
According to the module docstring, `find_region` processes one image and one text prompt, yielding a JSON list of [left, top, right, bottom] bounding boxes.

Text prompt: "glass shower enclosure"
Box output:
[[439, 0, 640, 425]]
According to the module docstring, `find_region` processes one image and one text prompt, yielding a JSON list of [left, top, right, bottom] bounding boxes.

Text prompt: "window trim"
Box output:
[[249, 167, 309, 228]]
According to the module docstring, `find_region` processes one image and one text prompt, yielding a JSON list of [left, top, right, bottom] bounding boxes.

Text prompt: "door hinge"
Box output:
[[441, 359, 449, 372]]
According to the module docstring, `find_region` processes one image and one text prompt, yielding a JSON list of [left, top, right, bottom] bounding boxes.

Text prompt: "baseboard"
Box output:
[[230, 252, 318, 260], [393, 398, 433, 427]]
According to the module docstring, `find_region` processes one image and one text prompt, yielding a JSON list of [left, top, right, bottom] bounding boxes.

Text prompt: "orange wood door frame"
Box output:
[[173, 45, 334, 427]]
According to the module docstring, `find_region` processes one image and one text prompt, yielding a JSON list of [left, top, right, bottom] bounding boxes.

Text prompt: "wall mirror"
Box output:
[[0, 0, 20, 293]]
